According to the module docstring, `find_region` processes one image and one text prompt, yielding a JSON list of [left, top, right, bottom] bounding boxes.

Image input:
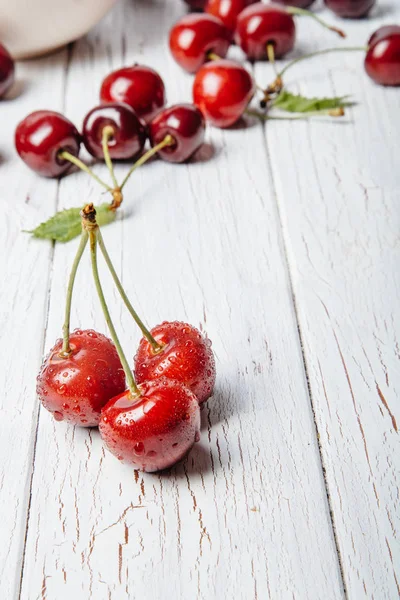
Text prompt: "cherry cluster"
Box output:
[[36, 202, 216, 472], [185, 0, 376, 17]]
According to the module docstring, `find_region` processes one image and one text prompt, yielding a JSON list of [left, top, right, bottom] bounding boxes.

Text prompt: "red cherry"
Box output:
[[134, 321, 216, 405], [184, 0, 207, 8], [235, 3, 296, 60], [15, 110, 80, 178], [169, 14, 231, 73], [100, 65, 166, 124], [365, 29, 400, 86], [205, 0, 257, 35], [0, 43, 15, 98], [324, 0, 375, 18], [36, 329, 126, 427], [148, 104, 205, 163], [82, 102, 147, 160], [99, 379, 201, 472], [193, 58, 254, 128], [274, 0, 315, 7]]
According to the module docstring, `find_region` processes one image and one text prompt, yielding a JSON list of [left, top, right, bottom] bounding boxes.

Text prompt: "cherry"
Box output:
[[148, 104, 205, 163], [205, 0, 257, 35], [274, 0, 315, 7], [0, 43, 15, 98], [169, 14, 231, 74], [15, 110, 80, 178], [324, 0, 375, 18], [193, 58, 254, 128], [235, 3, 296, 60], [365, 28, 400, 86], [82, 102, 147, 160], [134, 321, 216, 404], [184, 0, 207, 8], [99, 379, 201, 472], [100, 65, 166, 124], [36, 329, 126, 427]]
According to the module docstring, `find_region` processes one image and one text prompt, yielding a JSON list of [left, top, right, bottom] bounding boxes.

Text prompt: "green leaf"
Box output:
[[271, 90, 354, 114], [27, 203, 116, 243]]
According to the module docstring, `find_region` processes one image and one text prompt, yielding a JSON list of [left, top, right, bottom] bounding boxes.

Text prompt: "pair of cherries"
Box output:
[[15, 64, 206, 178], [185, 0, 375, 17]]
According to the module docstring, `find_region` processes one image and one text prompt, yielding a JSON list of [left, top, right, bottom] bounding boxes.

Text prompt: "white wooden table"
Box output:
[[1, 1, 399, 598]]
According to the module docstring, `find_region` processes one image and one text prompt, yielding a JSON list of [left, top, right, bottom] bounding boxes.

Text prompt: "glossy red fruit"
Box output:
[[0, 43, 15, 98], [184, 0, 207, 8], [324, 0, 375, 18], [36, 329, 126, 427], [274, 0, 314, 7], [82, 102, 147, 160], [15, 110, 80, 177], [193, 58, 254, 128], [365, 29, 400, 86], [100, 65, 166, 124], [235, 3, 296, 60], [99, 379, 201, 472], [134, 322, 216, 404], [169, 14, 231, 73], [205, 0, 257, 34], [149, 104, 205, 163]]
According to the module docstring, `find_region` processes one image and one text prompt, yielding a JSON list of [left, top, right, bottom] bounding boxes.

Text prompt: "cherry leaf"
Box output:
[[26, 203, 116, 242], [271, 90, 354, 113]]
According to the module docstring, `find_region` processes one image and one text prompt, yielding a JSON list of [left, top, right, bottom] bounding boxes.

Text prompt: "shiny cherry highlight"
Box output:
[[365, 27, 400, 86]]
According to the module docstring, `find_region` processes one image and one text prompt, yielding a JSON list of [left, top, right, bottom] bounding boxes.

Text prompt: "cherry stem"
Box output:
[[101, 125, 119, 190], [88, 223, 140, 398], [277, 46, 368, 79], [96, 228, 163, 353], [60, 230, 89, 356], [59, 150, 113, 192], [246, 108, 345, 120], [266, 43, 278, 78], [285, 6, 346, 38], [207, 51, 222, 61], [119, 134, 175, 191]]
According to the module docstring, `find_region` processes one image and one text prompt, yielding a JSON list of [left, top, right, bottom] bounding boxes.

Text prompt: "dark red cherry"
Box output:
[[82, 102, 147, 160], [134, 322, 216, 404], [184, 0, 207, 8], [368, 25, 400, 48], [100, 65, 166, 124], [99, 379, 201, 472], [205, 0, 258, 34], [148, 104, 205, 163], [169, 14, 231, 73], [274, 0, 315, 7], [193, 58, 254, 128], [0, 43, 15, 98], [235, 3, 296, 60], [365, 29, 400, 86], [324, 0, 375, 18], [15, 110, 80, 177], [36, 329, 126, 427]]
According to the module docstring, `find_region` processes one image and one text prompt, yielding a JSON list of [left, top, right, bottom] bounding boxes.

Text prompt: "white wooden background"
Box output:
[[1, 1, 399, 598]]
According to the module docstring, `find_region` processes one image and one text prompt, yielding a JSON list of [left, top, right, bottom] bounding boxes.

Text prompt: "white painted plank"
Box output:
[[0, 51, 68, 599], [255, 5, 400, 598], [19, 1, 343, 598]]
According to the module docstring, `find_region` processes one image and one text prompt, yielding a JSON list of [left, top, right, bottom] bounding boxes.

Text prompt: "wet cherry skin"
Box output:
[[235, 3, 296, 60], [169, 14, 231, 73], [0, 43, 15, 98], [36, 329, 126, 427], [15, 110, 81, 177], [82, 102, 147, 160], [205, 0, 258, 35], [324, 0, 375, 18], [100, 65, 166, 124], [134, 322, 216, 405], [274, 0, 314, 7], [193, 58, 255, 128], [148, 104, 205, 163], [99, 378, 201, 472], [365, 29, 400, 86]]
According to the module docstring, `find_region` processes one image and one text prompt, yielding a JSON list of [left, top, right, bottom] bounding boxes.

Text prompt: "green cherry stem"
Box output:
[[60, 229, 89, 357], [285, 6, 346, 38], [277, 46, 368, 80], [58, 150, 113, 192], [101, 125, 120, 190], [96, 228, 162, 353], [246, 108, 345, 120], [119, 134, 175, 191], [266, 43, 278, 78], [85, 208, 140, 398]]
